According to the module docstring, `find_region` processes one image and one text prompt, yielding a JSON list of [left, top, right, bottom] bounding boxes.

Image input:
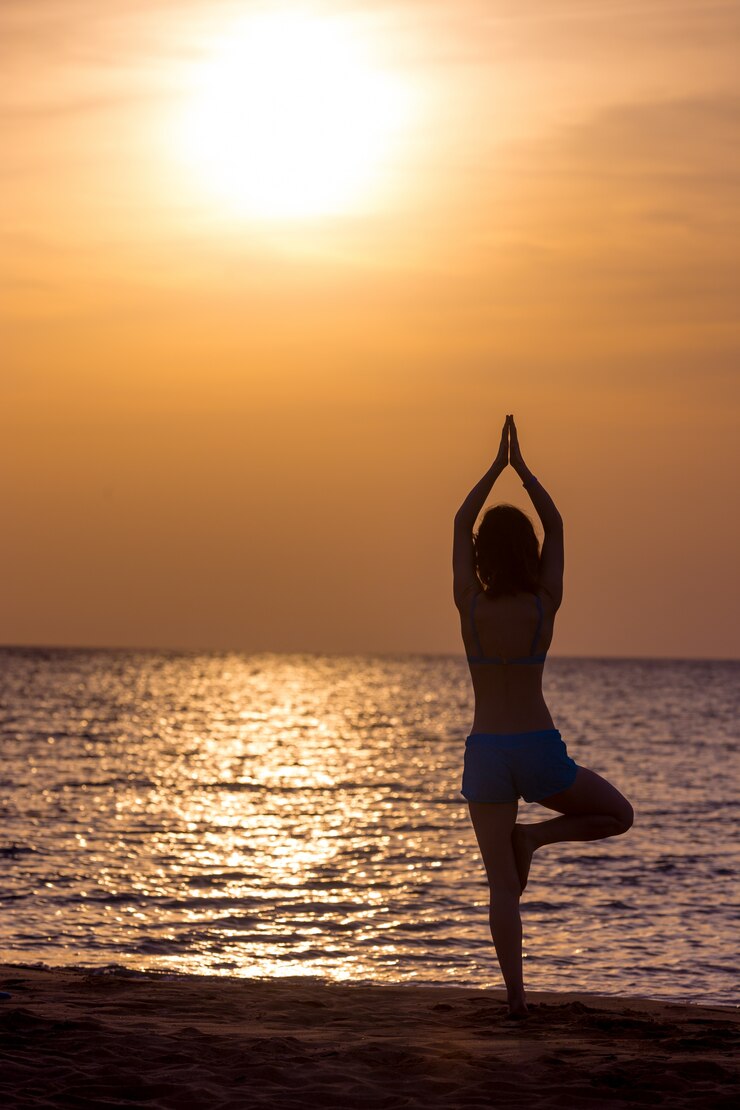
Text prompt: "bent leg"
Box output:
[[513, 767, 634, 891], [467, 801, 528, 1014], [533, 766, 634, 840]]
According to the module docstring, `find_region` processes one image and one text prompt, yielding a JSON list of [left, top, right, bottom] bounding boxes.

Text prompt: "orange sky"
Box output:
[[2, 0, 739, 659]]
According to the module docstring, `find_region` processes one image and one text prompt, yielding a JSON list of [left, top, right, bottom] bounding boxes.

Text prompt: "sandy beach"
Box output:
[[1, 963, 737, 1109]]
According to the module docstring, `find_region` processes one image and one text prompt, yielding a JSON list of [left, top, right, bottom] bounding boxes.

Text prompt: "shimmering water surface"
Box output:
[[1, 648, 737, 1005]]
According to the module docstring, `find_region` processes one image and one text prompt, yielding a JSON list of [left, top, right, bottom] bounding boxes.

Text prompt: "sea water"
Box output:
[[1, 648, 737, 1005]]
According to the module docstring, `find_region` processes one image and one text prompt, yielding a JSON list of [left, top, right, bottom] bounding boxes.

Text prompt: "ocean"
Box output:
[[1, 648, 737, 1006]]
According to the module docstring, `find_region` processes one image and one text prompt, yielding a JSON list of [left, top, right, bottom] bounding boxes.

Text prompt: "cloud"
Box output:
[[368, 0, 740, 66], [491, 92, 740, 245]]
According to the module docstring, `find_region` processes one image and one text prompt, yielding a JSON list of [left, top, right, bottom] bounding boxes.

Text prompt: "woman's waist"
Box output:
[[471, 698, 554, 736], [467, 727, 560, 741]]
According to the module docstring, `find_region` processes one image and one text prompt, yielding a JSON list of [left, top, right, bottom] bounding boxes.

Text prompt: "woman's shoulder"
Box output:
[[482, 588, 558, 621], [537, 585, 561, 615]]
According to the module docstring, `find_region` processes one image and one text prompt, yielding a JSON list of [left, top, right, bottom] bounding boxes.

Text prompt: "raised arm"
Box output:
[[509, 415, 564, 607], [452, 416, 509, 606]]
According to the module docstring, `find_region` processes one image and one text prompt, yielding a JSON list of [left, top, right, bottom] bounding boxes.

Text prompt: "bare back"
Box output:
[[459, 589, 558, 733]]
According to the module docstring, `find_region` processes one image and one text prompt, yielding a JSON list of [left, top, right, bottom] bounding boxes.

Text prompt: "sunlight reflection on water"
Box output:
[[0, 648, 737, 1004]]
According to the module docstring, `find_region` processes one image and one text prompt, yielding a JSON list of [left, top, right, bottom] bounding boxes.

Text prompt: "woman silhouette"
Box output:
[[452, 414, 634, 1018]]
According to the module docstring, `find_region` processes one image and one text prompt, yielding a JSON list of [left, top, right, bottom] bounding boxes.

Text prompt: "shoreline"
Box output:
[[1, 957, 737, 1013], [2, 963, 738, 1108]]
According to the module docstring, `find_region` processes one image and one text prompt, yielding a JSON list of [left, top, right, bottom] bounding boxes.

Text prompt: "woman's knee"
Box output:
[[612, 799, 634, 834], [489, 880, 521, 906]]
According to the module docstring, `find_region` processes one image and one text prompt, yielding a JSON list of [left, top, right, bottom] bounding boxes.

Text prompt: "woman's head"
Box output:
[[473, 504, 540, 596]]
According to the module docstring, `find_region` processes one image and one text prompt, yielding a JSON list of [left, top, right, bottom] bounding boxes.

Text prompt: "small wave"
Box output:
[[81, 962, 192, 980], [205, 781, 268, 792], [133, 938, 194, 955], [184, 872, 261, 887], [156, 895, 266, 910], [0, 844, 40, 857]]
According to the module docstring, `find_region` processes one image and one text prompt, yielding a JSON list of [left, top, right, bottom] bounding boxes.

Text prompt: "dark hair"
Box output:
[[473, 504, 540, 597]]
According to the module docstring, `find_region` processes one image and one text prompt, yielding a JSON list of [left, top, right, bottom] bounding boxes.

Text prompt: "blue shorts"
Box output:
[[461, 728, 578, 804]]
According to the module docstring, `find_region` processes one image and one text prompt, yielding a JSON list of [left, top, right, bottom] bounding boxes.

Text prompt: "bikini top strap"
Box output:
[[529, 593, 544, 656], [470, 592, 485, 658]]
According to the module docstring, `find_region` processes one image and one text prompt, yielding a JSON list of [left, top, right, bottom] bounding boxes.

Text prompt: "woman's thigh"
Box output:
[[467, 800, 520, 893], [536, 766, 634, 826]]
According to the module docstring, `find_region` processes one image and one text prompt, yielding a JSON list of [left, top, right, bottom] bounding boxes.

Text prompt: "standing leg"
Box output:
[[467, 800, 528, 1017], [512, 767, 634, 892]]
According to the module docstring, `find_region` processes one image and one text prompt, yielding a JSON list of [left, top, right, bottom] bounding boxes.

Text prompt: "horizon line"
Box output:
[[0, 643, 737, 665]]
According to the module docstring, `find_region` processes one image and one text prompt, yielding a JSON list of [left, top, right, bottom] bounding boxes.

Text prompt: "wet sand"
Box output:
[[1, 963, 738, 1108]]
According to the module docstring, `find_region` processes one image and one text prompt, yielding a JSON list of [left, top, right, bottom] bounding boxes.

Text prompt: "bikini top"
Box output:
[[467, 591, 547, 666]]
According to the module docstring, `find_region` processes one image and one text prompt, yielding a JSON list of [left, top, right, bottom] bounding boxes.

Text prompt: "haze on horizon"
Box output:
[[2, 0, 739, 660]]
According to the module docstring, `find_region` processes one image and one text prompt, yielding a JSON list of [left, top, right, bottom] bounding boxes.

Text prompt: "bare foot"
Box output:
[[506, 998, 530, 1020], [511, 824, 535, 893]]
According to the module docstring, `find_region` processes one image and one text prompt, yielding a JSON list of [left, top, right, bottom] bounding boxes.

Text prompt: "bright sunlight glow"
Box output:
[[177, 8, 415, 220]]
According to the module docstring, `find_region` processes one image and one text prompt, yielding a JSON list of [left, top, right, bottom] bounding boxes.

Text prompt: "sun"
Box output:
[[176, 8, 414, 220]]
